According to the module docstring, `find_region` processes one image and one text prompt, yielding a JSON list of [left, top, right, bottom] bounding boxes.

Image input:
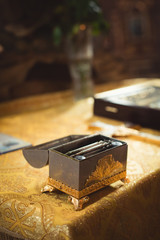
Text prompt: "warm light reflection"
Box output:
[[79, 24, 86, 31]]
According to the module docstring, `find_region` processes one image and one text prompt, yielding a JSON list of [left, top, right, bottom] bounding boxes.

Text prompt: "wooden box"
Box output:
[[23, 134, 127, 210]]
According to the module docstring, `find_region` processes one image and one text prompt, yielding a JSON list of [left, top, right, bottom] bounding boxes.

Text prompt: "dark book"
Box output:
[[94, 80, 160, 130], [0, 133, 31, 154]]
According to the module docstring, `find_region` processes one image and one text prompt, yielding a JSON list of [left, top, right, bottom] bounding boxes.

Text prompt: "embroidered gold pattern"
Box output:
[[0, 175, 29, 194], [3, 200, 36, 238]]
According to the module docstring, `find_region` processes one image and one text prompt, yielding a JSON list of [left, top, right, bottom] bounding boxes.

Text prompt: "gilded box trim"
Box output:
[[48, 170, 126, 199]]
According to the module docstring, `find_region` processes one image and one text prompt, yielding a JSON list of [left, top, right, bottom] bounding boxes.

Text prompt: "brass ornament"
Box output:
[[68, 196, 89, 211], [46, 170, 126, 199], [41, 184, 56, 193]]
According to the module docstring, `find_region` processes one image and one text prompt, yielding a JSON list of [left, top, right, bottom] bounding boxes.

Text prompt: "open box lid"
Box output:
[[23, 135, 86, 168]]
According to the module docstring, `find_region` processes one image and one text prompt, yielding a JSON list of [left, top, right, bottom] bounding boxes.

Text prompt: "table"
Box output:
[[0, 81, 160, 240]]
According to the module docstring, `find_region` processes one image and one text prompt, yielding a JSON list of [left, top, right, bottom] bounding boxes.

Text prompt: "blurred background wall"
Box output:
[[0, 0, 160, 102]]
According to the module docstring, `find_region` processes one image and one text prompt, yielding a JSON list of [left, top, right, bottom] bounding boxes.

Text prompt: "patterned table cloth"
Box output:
[[0, 91, 160, 240]]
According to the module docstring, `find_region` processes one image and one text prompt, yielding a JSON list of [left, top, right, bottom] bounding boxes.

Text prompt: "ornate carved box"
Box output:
[[23, 134, 127, 210]]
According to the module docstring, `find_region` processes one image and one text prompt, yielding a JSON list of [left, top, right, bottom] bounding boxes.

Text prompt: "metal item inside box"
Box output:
[[23, 134, 127, 210]]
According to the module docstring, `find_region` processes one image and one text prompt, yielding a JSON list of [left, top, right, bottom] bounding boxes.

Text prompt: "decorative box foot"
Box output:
[[41, 184, 56, 193], [68, 196, 89, 211], [121, 177, 130, 183]]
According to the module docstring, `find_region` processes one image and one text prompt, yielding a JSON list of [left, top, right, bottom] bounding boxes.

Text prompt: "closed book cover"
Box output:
[[0, 133, 31, 154], [94, 80, 160, 130]]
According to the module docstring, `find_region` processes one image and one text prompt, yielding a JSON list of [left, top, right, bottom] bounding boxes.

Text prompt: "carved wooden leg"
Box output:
[[41, 184, 57, 193], [68, 196, 89, 211]]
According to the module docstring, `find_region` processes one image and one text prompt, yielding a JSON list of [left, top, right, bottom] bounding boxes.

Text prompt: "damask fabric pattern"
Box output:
[[0, 139, 160, 240]]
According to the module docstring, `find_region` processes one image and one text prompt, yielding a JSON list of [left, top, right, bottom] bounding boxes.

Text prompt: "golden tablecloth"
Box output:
[[0, 87, 160, 240]]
